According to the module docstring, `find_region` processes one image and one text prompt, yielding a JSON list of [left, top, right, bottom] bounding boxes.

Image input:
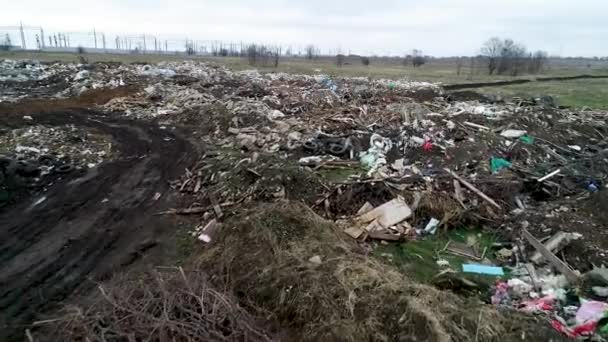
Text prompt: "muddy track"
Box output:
[[0, 110, 195, 341], [443, 74, 608, 90]]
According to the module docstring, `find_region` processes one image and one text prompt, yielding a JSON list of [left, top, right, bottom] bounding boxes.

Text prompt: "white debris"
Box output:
[[500, 129, 527, 138], [15, 145, 41, 154], [423, 218, 440, 234], [267, 109, 285, 120]]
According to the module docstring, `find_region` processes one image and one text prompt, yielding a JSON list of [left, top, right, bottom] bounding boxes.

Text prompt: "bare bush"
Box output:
[[39, 268, 271, 341]]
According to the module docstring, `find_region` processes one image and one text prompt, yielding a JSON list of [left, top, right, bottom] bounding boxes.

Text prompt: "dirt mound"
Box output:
[[196, 201, 564, 341]]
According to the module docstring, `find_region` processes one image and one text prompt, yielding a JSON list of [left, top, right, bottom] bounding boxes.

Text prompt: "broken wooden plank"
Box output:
[[522, 229, 579, 284], [368, 229, 402, 241], [537, 169, 561, 183], [157, 202, 234, 215], [410, 192, 422, 211], [530, 231, 581, 264], [464, 121, 490, 131], [356, 202, 374, 216], [542, 146, 568, 164], [198, 219, 221, 243], [365, 219, 383, 232], [444, 168, 501, 209], [356, 198, 412, 228], [453, 179, 465, 207], [344, 227, 365, 239]]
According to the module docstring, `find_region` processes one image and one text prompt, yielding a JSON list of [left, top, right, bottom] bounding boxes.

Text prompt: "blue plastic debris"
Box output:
[[462, 264, 504, 276]]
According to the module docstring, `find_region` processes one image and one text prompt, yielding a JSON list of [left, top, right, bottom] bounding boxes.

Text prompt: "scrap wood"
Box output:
[[464, 121, 490, 131], [530, 231, 581, 264], [537, 169, 561, 183], [356, 198, 412, 228], [344, 226, 365, 239], [542, 145, 568, 164], [453, 180, 465, 207], [313, 186, 340, 208], [446, 243, 482, 261], [444, 168, 501, 209], [356, 202, 374, 216], [179, 178, 192, 191], [368, 229, 402, 241], [410, 191, 422, 211], [522, 229, 579, 284], [157, 201, 235, 215]]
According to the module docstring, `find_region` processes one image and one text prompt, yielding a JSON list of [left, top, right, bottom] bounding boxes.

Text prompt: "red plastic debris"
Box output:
[[422, 139, 433, 152]]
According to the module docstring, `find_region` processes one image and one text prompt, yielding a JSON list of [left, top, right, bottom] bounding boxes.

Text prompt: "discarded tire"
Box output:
[[303, 140, 319, 152], [38, 155, 56, 167], [55, 164, 75, 174], [328, 142, 348, 155]]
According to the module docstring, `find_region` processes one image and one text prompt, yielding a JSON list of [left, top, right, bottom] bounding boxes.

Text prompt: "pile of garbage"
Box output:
[[5, 58, 608, 338], [0, 123, 112, 188]]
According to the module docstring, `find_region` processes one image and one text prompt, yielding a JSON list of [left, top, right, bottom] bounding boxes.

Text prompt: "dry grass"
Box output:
[[198, 201, 506, 342], [35, 201, 567, 341], [36, 268, 271, 341]]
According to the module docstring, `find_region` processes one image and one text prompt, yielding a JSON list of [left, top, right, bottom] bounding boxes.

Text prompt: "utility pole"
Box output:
[[19, 22, 26, 49], [102, 33, 106, 51], [165, 40, 168, 52], [154, 37, 157, 53], [66, 34, 70, 47], [40, 27, 45, 48], [142, 34, 146, 54], [93, 28, 97, 49]]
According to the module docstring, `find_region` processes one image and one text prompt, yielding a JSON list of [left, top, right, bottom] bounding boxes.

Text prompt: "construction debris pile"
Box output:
[[4, 59, 608, 339], [0, 122, 113, 207]]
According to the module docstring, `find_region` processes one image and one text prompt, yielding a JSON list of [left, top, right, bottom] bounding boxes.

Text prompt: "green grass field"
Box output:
[[477, 78, 608, 109], [3, 50, 608, 109]]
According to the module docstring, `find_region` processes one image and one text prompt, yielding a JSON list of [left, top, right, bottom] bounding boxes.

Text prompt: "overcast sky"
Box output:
[[1, 0, 605, 57]]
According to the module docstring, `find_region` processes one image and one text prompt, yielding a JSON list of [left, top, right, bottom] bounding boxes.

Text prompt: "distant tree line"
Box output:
[[0, 34, 12, 51], [246, 44, 281, 67], [480, 37, 548, 76]]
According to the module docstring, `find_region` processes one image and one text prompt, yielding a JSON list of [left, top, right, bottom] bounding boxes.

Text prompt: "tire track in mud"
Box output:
[[0, 110, 195, 341]]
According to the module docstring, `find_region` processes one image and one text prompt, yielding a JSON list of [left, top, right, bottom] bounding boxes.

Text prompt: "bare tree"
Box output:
[[0, 34, 11, 51], [467, 57, 476, 81], [305, 45, 317, 60], [497, 39, 527, 76], [412, 49, 426, 67], [456, 58, 464, 76], [245, 44, 280, 67], [403, 54, 412, 67], [361, 56, 370, 66], [527, 50, 548, 74], [481, 37, 502, 75], [336, 54, 345, 67]]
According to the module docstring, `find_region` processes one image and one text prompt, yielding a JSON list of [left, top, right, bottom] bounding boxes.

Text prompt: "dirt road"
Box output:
[[0, 109, 195, 340]]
